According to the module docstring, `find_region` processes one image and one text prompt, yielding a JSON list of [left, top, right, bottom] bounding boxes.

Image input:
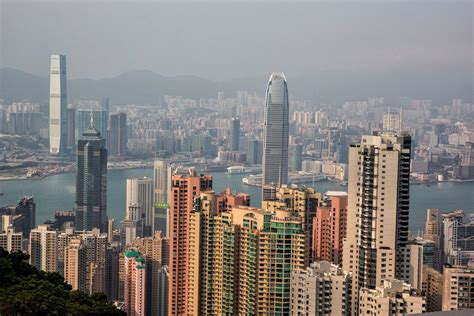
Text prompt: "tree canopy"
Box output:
[[0, 249, 125, 316]]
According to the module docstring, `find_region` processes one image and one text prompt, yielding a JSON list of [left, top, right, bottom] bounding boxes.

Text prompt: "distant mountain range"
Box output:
[[0, 65, 472, 105]]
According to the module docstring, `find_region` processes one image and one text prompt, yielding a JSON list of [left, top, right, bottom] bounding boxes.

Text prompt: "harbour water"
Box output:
[[1, 168, 473, 234]]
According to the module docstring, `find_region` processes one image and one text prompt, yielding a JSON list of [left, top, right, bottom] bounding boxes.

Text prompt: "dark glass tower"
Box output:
[[75, 115, 107, 231]]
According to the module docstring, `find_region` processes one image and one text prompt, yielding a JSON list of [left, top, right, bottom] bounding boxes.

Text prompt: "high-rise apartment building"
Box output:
[[29, 225, 58, 272], [49, 54, 67, 155], [64, 238, 86, 291], [424, 208, 443, 271], [442, 264, 474, 311], [359, 279, 425, 315], [422, 267, 443, 312], [75, 117, 107, 231], [230, 117, 240, 151], [262, 185, 321, 265], [313, 191, 348, 265], [126, 178, 154, 234], [59, 228, 107, 294], [262, 72, 289, 199], [105, 242, 121, 301], [108, 112, 127, 157], [168, 169, 212, 315], [343, 132, 412, 313], [129, 231, 169, 316], [383, 110, 402, 132], [290, 261, 352, 316], [0, 227, 23, 252], [124, 250, 147, 316]]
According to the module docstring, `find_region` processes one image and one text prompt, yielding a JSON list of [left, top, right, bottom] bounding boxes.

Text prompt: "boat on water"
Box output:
[[340, 181, 348, 186], [226, 166, 247, 174]]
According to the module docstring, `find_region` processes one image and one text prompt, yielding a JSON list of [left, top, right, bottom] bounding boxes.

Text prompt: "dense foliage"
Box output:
[[0, 249, 124, 315]]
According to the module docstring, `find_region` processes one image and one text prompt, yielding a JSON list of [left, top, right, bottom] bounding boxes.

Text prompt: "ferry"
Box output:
[[226, 166, 248, 174]]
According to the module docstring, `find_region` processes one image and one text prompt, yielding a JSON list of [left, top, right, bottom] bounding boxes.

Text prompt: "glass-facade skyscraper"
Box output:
[[75, 116, 108, 231], [262, 72, 289, 199], [49, 54, 67, 155]]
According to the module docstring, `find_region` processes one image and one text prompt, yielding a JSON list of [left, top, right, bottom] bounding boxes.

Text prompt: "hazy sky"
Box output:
[[1, 0, 472, 80]]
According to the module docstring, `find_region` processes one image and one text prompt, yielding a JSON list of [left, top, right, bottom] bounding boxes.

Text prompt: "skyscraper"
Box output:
[[29, 225, 58, 272], [124, 250, 147, 316], [0, 227, 23, 252], [343, 132, 412, 313], [313, 191, 348, 265], [168, 169, 212, 315], [49, 54, 67, 155], [424, 208, 443, 271], [66, 106, 76, 151], [126, 178, 154, 234], [230, 117, 240, 151], [75, 116, 108, 231], [262, 72, 289, 199], [108, 112, 127, 157], [153, 160, 173, 235]]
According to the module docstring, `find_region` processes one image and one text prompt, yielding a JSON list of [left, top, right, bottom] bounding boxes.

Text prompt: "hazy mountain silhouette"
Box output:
[[1, 65, 471, 105]]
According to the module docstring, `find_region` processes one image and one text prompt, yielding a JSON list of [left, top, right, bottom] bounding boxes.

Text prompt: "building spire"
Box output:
[[89, 110, 94, 129]]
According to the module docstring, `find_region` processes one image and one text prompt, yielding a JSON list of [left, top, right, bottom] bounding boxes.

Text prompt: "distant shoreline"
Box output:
[[0, 165, 151, 182]]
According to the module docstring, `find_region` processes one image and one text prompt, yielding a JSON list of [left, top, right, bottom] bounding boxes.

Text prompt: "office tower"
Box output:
[[75, 116, 107, 231], [442, 264, 474, 311], [0, 227, 23, 252], [126, 178, 153, 234], [383, 110, 402, 132], [66, 106, 76, 150], [425, 208, 443, 271], [422, 267, 443, 312], [343, 132, 412, 312], [29, 225, 58, 272], [230, 117, 240, 151], [290, 261, 352, 316], [124, 250, 147, 316], [106, 242, 121, 301], [168, 170, 212, 315], [49, 54, 67, 155], [262, 186, 321, 265], [443, 211, 474, 266], [289, 143, 303, 171], [312, 191, 348, 265], [121, 204, 144, 245], [108, 112, 127, 157], [128, 232, 168, 316], [359, 279, 425, 314], [153, 160, 173, 235], [262, 72, 289, 199], [406, 238, 437, 290], [107, 218, 115, 243], [0, 196, 36, 239], [247, 138, 263, 165], [64, 238, 85, 291]]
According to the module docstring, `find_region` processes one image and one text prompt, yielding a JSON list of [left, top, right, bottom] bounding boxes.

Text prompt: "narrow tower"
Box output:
[[262, 72, 289, 199], [49, 54, 67, 155]]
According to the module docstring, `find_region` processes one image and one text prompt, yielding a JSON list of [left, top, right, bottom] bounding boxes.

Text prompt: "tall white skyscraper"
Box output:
[[262, 72, 289, 199], [343, 132, 411, 314], [126, 178, 154, 231], [49, 54, 67, 155]]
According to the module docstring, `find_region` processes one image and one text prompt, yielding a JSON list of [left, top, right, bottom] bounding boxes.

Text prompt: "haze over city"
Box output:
[[0, 1, 474, 315]]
